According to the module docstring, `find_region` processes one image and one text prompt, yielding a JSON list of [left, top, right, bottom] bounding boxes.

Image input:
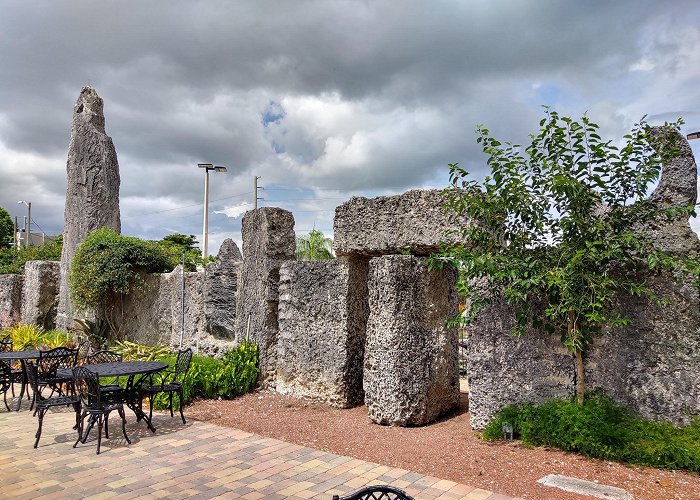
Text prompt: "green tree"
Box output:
[[157, 233, 211, 270], [296, 229, 334, 260], [439, 108, 697, 404], [0, 207, 14, 248]]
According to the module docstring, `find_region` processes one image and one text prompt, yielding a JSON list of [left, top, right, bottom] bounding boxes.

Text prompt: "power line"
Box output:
[[123, 190, 249, 219]]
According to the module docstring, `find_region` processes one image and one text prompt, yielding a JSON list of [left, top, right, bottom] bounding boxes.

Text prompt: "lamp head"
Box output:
[[687, 131, 700, 141], [198, 163, 214, 169]]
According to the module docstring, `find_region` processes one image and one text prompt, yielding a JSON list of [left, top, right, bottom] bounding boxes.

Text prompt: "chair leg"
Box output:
[[118, 406, 131, 445], [3, 390, 8, 412], [149, 393, 154, 422], [82, 415, 96, 443], [178, 389, 186, 424], [104, 412, 110, 439], [96, 415, 103, 455], [34, 407, 46, 448], [169, 392, 174, 418], [74, 410, 87, 448], [73, 402, 81, 431]]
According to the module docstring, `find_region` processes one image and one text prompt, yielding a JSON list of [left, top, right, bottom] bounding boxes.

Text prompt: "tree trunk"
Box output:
[[568, 310, 585, 404]]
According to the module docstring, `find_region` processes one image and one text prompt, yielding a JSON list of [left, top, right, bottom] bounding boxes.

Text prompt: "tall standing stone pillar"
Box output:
[[56, 87, 121, 329], [364, 255, 460, 426], [234, 208, 295, 385]]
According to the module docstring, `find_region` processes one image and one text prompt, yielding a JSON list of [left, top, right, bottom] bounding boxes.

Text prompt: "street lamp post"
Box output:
[[17, 200, 31, 248], [197, 163, 227, 259]]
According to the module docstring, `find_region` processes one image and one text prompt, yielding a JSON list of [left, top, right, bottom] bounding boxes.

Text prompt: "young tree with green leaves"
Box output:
[[0, 207, 14, 248], [439, 108, 697, 404], [296, 229, 334, 260]]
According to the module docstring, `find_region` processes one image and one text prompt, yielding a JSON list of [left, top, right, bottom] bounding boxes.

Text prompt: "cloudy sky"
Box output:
[[1, 0, 699, 255]]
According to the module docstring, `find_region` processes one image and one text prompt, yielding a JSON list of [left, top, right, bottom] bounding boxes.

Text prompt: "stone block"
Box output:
[[20, 260, 60, 329], [0, 274, 23, 328], [235, 208, 295, 384], [333, 189, 470, 257], [364, 255, 459, 426], [204, 239, 242, 340], [57, 87, 121, 329], [465, 299, 575, 430], [277, 258, 369, 407]]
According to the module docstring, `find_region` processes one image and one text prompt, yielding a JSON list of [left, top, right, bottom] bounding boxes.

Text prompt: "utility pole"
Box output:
[[254, 176, 264, 209], [18, 200, 31, 247], [13, 216, 17, 249]]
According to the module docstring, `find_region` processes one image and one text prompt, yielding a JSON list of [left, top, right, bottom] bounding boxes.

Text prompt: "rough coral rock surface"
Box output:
[[0, 274, 23, 328], [234, 208, 295, 384], [364, 255, 459, 426], [20, 260, 60, 329], [333, 189, 470, 257], [57, 87, 121, 329], [277, 258, 369, 408], [205, 239, 242, 340]]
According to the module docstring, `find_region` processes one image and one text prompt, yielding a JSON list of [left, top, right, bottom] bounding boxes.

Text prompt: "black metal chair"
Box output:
[[76, 340, 92, 365], [85, 350, 123, 396], [0, 361, 13, 411], [332, 486, 415, 500], [72, 366, 130, 455], [35, 347, 79, 404], [0, 337, 24, 397], [25, 362, 80, 448], [143, 348, 192, 424]]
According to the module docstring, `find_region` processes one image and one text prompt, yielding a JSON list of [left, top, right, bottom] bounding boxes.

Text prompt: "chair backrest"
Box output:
[[0, 337, 12, 352], [25, 361, 42, 399], [38, 347, 79, 376], [332, 486, 415, 500], [72, 366, 102, 407], [86, 350, 122, 365], [0, 360, 12, 388], [174, 348, 193, 379], [76, 341, 92, 364]]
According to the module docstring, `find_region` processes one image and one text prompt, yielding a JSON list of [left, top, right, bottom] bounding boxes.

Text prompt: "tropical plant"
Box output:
[[438, 108, 698, 403], [296, 229, 334, 260], [2, 323, 73, 349], [120, 340, 259, 409], [113, 339, 170, 361]]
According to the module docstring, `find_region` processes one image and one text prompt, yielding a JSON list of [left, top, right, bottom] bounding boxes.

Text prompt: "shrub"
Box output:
[[2, 323, 73, 349], [69, 228, 173, 311], [0, 236, 62, 275], [119, 340, 259, 409], [483, 395, 700, 472]]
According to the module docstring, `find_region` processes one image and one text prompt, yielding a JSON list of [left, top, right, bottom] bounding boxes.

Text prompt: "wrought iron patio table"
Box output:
[[0, 350, 41, 411], [58, 361, 168, 432]]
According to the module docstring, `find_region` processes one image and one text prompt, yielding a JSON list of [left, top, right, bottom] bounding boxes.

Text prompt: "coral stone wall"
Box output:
[[0, 274, 23, 328], [20, 261, 60, 329]]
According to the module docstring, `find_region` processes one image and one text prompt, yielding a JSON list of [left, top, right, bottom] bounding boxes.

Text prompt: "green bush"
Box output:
[[69, 228, 174, 311], [125, 341, 259, 410], [0, 236, 62, 275], [483, 395, 700, 472]]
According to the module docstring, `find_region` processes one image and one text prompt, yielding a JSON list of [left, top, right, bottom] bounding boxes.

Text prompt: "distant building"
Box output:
[[14, 230, 58, 248]]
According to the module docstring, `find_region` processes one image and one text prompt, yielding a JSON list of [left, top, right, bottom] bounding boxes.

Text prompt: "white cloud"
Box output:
[[216, 202, 253, 219]]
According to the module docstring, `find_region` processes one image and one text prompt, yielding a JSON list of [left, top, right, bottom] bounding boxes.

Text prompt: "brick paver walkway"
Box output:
[[0, 398, 516, 499]]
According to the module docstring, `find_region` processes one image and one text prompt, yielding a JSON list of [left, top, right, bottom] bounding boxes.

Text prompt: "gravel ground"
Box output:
[[187, 390, 700, 499]]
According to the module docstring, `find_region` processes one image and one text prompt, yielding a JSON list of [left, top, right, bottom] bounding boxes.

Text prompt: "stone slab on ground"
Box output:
[[537, 474, 633, 500]]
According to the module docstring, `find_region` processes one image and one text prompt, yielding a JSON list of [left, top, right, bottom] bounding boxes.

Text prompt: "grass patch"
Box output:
[[483, 394, 700, 472]]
